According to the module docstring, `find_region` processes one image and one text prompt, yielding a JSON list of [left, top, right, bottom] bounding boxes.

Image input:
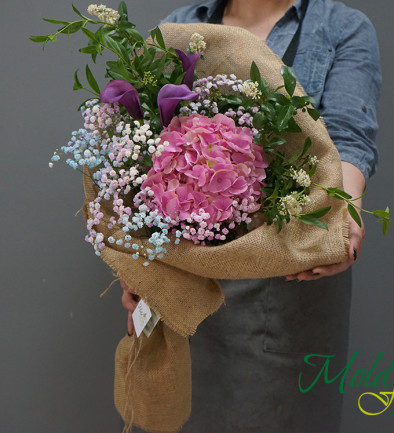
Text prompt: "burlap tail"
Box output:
[[114, 323, 191, 433]]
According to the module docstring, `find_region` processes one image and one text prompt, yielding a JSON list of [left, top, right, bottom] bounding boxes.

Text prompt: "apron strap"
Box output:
[[282, 0, 309, 66]]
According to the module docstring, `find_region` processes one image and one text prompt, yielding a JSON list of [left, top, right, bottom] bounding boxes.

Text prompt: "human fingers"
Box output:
[[286, 256, 353, 281], [285, 270, 323, 281], [347, 213, 365, 261], [120, 279, 140, 303], [309, 258, 353, 279], [127, 311, 134, 335], [120, 279, 136, 294], [286, 212, 365, 282], [121, 290, 139, 312]]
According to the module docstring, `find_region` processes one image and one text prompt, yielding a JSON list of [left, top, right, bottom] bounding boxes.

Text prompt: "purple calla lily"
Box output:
[[175, 49, 202, 89], [100, 80, 143, 120], [158, 84, 199, 127]]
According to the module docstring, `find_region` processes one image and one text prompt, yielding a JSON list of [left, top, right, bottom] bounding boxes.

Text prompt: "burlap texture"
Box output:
[[114, 323, 191, 433], [82, 23, 350, 432]]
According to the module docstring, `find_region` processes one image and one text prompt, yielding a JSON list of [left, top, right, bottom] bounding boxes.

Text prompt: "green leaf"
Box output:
[[79, 45, 100, 55], [151, 27, 166, 50], [96, 27, 105, 46], [73, 69, 83, 91], [281, 66, 297, 97], [277, 105, 295, 130], [253, 132, 264, 145], [276, 214, 283, 233], [72, 4, 87, 19], [271, 93, 289, 105], [308, 164, 317, 177], [48, 34, 57, 42], [298, 215, 328, 230], [300, 137, 312, 158], [106, 59, 131, 81], [253, 112, 265, 130], [326, 187, 352, 200], [348, 204, 362, 227], [286, 117, 302, 133], [173, 73, 185, 85], [307, 107, 320, 121], [373, 209, 390, 218], [59, 21, 84, 34], [118, 1, 128, 19], [250, 61, 262, 85], [29, 35, 50, 43], [141, 152, 153, 167], [104, 35, 129, 62], [43, 18, 69, 25], [260, 78, 270, 97], [107, 70, 127, 81], [303, 206, 331, 219], [382, 219, 389, 235], [290, 95, 313, 109], [268, 136, 287, 147], [153, 54, 171, 77], [123, 27, 144, 42], [85, 64, 100, 94], [82, 27, 98, 42]]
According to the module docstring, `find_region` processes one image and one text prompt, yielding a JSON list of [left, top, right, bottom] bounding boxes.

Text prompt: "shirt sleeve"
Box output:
[[160, 5, 203, 24], [319, 8, 381, 180]]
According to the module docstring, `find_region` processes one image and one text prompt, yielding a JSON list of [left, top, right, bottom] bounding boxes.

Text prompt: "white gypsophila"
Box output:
[[87, 4, 120, 25], [290, 168, 311, 187], [242, 81, 262, 100], [188, 32, 206, 53]]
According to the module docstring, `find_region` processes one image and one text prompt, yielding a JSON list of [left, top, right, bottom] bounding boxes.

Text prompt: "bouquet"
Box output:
[[31, 3, 391, 432], [32, 4, 389, 264]]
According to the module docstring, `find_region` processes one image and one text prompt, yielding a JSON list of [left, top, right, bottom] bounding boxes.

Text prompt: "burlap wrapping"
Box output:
[[82, 24, 349, 433], [114, 323, 191, 433]]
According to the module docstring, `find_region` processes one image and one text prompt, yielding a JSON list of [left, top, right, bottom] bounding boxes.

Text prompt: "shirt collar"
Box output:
[[292, 0, 304, 20], [196, 0, 304, 21], [196, 0, 219, 20]]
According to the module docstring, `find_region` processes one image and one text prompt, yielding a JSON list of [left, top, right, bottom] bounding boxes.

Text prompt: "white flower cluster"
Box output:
[[188, 32, 206, 53], [308, 155, 319, 166], [87, 4, 120, 25], [289, 168, 311, 187], [116, 120, 165, 160], [148, 139, 169, 158], [242, 81, 262, 100], [279, 193, 310, 216]]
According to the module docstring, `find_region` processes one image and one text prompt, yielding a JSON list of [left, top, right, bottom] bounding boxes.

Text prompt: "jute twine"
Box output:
[[82, 23, 349, 432]]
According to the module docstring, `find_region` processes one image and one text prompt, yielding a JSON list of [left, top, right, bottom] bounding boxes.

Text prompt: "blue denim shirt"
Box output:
[[162, 0, 381, 179]]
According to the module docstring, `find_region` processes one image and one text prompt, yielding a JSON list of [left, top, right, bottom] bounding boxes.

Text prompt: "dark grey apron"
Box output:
[[183, 1, 352, 432]]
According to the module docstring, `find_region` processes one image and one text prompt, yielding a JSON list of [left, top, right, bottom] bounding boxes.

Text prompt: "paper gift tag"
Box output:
[[132, 299, 152, 337], [142, 308, 161, 338]]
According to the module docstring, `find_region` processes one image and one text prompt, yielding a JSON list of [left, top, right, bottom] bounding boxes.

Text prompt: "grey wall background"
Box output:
[[0, 1, 392, 432]]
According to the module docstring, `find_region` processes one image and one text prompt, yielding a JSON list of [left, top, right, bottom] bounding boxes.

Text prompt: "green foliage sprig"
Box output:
[[30, 2, 185, 123]]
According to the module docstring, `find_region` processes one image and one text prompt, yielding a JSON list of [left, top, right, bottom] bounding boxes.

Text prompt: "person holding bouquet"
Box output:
[[121, 0, 381, 432]]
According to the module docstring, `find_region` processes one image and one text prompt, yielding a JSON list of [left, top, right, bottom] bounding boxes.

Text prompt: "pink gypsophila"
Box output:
[[136, 113, 269, 236]]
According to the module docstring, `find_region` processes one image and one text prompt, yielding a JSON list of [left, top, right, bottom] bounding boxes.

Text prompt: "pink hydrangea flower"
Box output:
[[136, 113, 269, 241]]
